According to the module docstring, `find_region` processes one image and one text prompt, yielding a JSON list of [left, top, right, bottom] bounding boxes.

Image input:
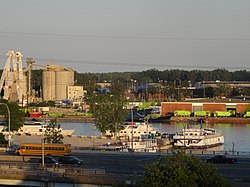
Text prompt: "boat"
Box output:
[[173, 127, 224, 149], [127, 138, 159, 152], [147, 115, 171, 123], [105, 122, 160, 139], [126, 109, 171, 123], [17, 120, 74, 136]]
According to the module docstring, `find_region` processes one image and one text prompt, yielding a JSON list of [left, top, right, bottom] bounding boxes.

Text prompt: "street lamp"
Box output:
[[42, 127, 45, 167], [42, 114, 48, 168], [130, 106, 134, 151], [0, 103, 11, 148]]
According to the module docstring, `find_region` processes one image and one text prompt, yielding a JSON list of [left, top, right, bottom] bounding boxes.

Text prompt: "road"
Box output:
[[0, 151, 250, 186]]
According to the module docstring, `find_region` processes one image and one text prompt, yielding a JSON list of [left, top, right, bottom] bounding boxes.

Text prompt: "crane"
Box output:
[[0, 50, 25, 102], [23, 59, 48, 103]]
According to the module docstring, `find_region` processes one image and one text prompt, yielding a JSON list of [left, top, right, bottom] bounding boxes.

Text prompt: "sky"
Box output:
[[0, 0, 250, 73]]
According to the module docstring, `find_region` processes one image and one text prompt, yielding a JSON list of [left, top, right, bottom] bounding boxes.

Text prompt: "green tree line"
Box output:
[[28, 68, 250, 88]]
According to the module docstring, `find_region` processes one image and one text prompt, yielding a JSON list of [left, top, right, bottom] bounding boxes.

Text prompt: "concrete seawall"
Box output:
[[25, 116, 95, 123], [170, 117, 250, 124]]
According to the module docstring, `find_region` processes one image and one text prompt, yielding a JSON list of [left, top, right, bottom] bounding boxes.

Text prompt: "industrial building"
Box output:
[[0, 50, 82, 104], [67, 85, 84, 101], [161, 102, 249, 116]]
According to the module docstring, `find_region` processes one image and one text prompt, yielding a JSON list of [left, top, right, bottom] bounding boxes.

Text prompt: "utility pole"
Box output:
[[203, 81, 206, 98], [26, 58, 35, 107]]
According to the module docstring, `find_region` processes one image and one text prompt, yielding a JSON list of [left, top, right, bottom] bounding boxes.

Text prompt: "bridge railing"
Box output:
[[71, 146, 250, 157]]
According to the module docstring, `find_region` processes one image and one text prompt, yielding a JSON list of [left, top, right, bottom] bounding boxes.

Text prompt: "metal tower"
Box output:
[[0, 50, 26, 102]]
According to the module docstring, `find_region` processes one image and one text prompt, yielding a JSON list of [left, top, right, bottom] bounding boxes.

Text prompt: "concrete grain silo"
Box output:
[[42, 65, 74, 101], [55, 69, 74, 100], [42, 70, 56, 101]]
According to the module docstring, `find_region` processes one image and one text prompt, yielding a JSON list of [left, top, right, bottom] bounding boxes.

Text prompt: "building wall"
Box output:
[[161, 102, 250, 114], [161, 102, 192, 115], [67, 86, 84, 101], [236, 103, 249, 113], [203, 103, 226, 112]]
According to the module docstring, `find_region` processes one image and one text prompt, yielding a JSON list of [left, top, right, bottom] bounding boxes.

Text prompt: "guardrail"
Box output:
[[0, 162, 142, 186], [70, 146, 250, 157]]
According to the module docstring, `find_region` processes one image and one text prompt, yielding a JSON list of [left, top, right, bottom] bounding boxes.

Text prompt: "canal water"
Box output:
[[60, 122, 250, 152]]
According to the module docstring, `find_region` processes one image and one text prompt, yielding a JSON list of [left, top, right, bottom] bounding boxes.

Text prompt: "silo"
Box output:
[[42, 70, 56, 101], [55, 69, 74, 100]]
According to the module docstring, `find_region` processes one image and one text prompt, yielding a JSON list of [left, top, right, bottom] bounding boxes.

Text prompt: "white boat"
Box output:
[[105, 122, 159, 139], [127, 138, 158, 152], [173, 128, 224, 149], [18, 120, 74, 136]]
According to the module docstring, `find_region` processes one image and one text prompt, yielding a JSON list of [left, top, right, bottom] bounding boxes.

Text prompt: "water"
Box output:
[[60, 122, 250, 152]]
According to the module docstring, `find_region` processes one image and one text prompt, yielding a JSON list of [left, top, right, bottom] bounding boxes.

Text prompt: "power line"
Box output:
[[28, 57, 250, 71], [0, 55, 249, 71], [0, 31, 250, 41]]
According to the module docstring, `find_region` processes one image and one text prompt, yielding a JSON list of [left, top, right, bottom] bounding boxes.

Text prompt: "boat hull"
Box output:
[[148, 115, 171, 123], [18, 121, 75, 136], [174, 142, 224, 149], [173, 128, 224, 149]]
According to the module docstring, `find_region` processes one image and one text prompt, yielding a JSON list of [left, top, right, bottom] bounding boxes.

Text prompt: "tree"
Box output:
[[92, 93, 127, 135], [141, 152, 231, 187], [87, 82, 127, 135], [0, 133, 8, 144], [44, 120, 64, 144], [0, 100, 24, 131]]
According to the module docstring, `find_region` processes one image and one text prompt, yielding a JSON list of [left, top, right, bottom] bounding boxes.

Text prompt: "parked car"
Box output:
[[206, 155, 237, 164], [57, 156, 83, 165], [29, 156, 60, 166]]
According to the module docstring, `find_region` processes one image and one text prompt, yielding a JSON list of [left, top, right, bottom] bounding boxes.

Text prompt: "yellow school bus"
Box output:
[[15, 143, 71, 156]]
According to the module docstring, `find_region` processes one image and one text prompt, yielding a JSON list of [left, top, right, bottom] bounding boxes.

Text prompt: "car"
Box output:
[[57, 156, 83, 165], [29, 156, 60, 166], [206, 155, 237, 164]]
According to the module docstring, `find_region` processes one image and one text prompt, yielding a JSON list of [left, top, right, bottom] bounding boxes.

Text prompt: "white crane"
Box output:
[[0, 50, 25, 102]]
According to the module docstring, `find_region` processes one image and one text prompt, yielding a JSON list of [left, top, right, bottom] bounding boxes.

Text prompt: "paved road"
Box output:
[[0, 152, 250, 186]]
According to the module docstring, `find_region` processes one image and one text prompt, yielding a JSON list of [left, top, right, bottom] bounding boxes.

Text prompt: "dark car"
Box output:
[[206, 155, 237, 164], [57, 156, 83, 165], [29, 156, 60, 166]]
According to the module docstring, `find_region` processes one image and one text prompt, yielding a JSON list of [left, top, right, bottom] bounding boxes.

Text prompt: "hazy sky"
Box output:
[[0, 0, 249, 73]]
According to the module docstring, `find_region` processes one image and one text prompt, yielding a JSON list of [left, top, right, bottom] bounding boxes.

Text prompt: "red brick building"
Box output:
[[161, 102, 249, 115]]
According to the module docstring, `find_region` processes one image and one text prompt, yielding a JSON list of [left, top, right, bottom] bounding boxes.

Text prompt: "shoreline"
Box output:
[[25, 116, 95, 123], [23, 116, 250, 124], [170, 116, 250, 124], [12, 134, 116, 148]]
